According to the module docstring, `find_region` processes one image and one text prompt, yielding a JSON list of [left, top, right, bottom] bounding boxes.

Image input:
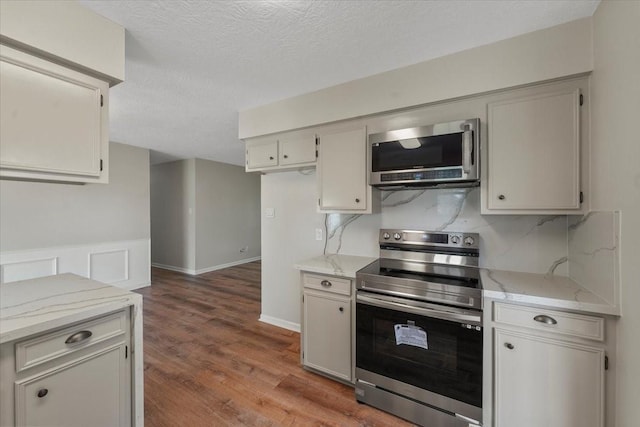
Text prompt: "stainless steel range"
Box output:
[[355, 229, 483, 427]]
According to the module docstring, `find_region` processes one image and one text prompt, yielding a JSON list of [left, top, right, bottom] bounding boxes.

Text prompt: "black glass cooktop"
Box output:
[[358, 259, 481, 290]]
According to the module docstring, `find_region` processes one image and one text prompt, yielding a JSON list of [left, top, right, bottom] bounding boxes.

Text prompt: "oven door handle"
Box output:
[[356, 293, 482, 325]]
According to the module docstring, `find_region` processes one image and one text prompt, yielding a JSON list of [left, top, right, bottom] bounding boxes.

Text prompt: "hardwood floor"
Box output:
[[136, 262, 413, 426]]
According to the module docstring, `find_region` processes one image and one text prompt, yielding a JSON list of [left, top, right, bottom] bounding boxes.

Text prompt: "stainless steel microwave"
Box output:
[[369, 118, 480, 189]]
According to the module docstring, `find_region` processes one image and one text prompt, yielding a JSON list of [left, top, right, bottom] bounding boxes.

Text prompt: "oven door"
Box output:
[[355, 291, 483, 416]]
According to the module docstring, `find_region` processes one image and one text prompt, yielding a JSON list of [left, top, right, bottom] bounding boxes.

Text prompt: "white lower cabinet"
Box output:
[[301, 273, 353, 382], [492, 302, 606, 427], [0, 309, 132, 427], [15, 345, 129, 427]]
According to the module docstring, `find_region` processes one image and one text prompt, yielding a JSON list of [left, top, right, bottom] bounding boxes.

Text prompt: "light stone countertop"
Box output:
[[0, 273, 142, 344], [294, 255, 619, 316], [294, 254, 377, 279], [481, 269, 619, 316]]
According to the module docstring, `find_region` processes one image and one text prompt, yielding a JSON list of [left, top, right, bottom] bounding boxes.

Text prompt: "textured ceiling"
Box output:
[[79, 0, 599, 166]]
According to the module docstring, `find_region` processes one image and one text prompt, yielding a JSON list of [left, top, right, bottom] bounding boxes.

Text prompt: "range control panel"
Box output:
[[379, 229, 479, 250]]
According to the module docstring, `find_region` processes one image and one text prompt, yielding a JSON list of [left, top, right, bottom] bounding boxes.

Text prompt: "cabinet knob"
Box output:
[[355, 198, 360, 203], [283, 154, 288, 159], [533, 314, 557, 325], [37, 388, 48, 398], [320, 280, 332, 287], [504, 342, 514, 350], [339, 307, 344, 312], [269, 156, 274, 160], [498, 194, 505, 200]]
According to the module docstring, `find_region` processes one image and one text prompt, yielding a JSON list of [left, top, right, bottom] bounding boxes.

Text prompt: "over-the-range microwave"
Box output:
[[369, 118, 480, 189]]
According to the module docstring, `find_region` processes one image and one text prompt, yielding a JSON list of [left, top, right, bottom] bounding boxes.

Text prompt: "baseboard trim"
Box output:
[[151, 263, 195, 275], [195, 257, 261, 275], [152, 256, 262, 276], [259, 314, 300, 333], [124, 282, 150, 291]]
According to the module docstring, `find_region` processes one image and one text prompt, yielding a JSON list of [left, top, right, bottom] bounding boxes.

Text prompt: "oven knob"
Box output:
[[393, 232, 402, 240], [464, 236, 475, 246], [450, 235, 461, 245], [382, 232, 390, 240]]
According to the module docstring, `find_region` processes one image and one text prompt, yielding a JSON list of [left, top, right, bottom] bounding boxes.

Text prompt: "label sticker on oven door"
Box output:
[[394, 324, 428, 350]]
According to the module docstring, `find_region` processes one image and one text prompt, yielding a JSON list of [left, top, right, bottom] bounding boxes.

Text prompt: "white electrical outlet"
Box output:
[[315, 228, 323, 241]]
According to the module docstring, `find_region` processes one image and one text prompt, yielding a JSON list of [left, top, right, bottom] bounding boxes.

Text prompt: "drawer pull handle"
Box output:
[[37, 388, 48, 398], [65, 330, 93, 344], [339, 307, 344, 312], [533, 315, 558, 325], [504, 342, 514, 350], [320, 280, 332, 287]]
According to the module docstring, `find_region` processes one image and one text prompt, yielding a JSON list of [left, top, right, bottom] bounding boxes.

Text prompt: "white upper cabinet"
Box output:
[[245, 131, 316, 172], [0, 2, 124, 184], [317, 127, 378, 213], [279, 134, 316, 166], [246, 138, 278, 170], [484, 83, 584, 214], [1, 46, 108, 183]]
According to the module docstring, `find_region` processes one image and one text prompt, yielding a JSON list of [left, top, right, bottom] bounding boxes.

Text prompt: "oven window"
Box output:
[[356, 302, 482, 407], [371, 133, 463, 172]]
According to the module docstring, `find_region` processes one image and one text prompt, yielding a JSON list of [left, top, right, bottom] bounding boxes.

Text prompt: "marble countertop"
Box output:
[[0, 273, 142, 344], [295, 254, 377, 278], [481, 269, 619, 316]]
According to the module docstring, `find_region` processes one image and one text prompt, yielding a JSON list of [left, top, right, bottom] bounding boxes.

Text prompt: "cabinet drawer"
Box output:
[[15, 310, 128, 372], [303, 273, 351, 296], [494, 302, 604, 341]]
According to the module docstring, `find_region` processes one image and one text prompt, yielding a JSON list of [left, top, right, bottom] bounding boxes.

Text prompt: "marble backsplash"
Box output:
[[568, 211, 620, 305], [324, 187, 570, 276]]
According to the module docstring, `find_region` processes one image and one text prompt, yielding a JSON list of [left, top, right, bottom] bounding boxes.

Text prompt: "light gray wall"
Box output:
[[0, 142, 150, 251], [150, 158, 261, 273], [194, 159, 261, 270], [592, 1, 640, 424], [150, 159, 196, 270]]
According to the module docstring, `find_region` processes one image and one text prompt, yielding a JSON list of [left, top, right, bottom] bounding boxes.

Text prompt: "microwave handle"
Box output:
[[462, 130, 473, 174]]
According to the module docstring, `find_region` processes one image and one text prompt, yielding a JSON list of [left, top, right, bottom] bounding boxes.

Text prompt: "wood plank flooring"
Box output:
[[136, 262, 413, 426]]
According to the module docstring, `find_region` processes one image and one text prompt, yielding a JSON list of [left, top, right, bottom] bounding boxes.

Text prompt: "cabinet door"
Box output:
[[0, 44, 107, 181], [246, 139, 278, 170], [318, 127, 368, 212], [487, 89, 581, 210], [494, 329, 604, 427], [279, 134, 316, 166], [303, 291, 351, 381], [15, 345, 131, 427]]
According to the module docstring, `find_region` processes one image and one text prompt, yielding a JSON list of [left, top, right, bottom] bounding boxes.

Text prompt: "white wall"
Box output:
[[261, 171, 324, 331], [194, 158, 261, 271], [150, 158, 261, 275], [150, 159, 196, 271], [591, 1, 640, 424], [0, 142, 151, 289]]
